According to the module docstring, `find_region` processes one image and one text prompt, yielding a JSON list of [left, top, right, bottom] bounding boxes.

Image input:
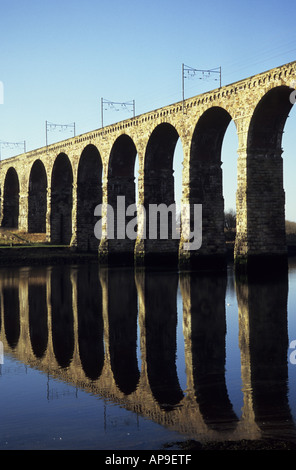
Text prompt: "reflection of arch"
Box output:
[[50, 266, 74, 368], [50, 153, 73, 245], [244, 86, 293, 261], [28, 160, 47, 233], [189, 107, 233, 268], [107, 269, 140, 395], [179, 271, 238, 431], [107, 135, 138, 262], [2, 167, 20, 229], [77, 265, 104, 380], [187, 273, 238, 431], [144, 271, 183, 410], [3, 284, 20, 349], [77, 144, 102, 251], [236, 271, 295, 437], [28, 278, 48, 359], [143, 123, 180, 264]]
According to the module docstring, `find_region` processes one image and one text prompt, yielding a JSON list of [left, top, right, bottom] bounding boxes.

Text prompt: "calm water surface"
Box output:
[[1, 258, 296, 450]]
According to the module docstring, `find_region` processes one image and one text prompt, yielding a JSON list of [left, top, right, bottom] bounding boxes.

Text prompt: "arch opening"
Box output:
[[244, 85, 294, 259], [143, 123, 180, 263], [107, 134, 138, 260], [282, 97, 296, 229], [189, 106, 233, 264], [247, 86, 293, 152], [50, 153, 73, 245], [28, 160, 47, 233], [77, 144, 102, 251], [2, 167, 20, 229], [222, 120, 239, 247], [173, 137, 184, 235]]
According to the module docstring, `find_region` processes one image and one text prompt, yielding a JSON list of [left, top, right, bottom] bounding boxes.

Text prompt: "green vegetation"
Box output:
[[224, 209, 236, 243], [224, 211, 296, 247], [0, 229, 48, 247], [286, 220, 296, 246]]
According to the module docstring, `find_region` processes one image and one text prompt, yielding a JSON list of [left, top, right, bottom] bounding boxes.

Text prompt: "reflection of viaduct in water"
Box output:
[[0, 265, 294, 442]]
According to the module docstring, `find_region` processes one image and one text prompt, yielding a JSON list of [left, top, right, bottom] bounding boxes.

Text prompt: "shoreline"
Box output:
[[165, 437, 296, 451], [0, 243, 294, 268], [0, 245, 98, 266]]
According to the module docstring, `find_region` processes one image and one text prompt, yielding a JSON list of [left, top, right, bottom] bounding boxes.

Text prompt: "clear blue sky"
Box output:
[[0, 0, 296, 220]]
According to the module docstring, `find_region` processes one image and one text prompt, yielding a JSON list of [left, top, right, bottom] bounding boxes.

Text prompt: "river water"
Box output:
[[1, 257, 296, 450]]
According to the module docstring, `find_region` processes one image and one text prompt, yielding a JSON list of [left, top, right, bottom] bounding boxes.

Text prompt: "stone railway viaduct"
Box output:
[[0, 61, 295, 269]]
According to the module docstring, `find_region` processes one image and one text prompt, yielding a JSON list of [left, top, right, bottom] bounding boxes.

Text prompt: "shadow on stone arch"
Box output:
[[106, 134, 138, 264], [189, 106, 234, 269], [245, 85, 294, 267], [143, 122, 180, 266], [2, 167, 20, 229], [77, 144, 102, 251], [28, 159, 47, 233], [50, 153, 73, 245]]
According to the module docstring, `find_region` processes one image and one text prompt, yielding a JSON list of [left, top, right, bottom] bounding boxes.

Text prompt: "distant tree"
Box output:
[[224, 209, 236, 230]]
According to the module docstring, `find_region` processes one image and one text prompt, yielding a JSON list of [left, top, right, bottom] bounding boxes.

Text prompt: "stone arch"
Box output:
[[106, 134, 138, 262], [143, 122, 180, 264], [188, 106, 234, 268], [2, 167, 20, 229], [144, 122, 180, 173], [28, 159, 47, 233], [50, 153, 73, 245], [247, 85, 293, 151], [191, 106, 232, 164], [108, 133, 137, 179], [243, 85, 294, 263], [77, 144, 102, 251]]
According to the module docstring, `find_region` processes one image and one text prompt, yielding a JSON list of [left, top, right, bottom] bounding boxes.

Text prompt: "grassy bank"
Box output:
[[0, 222, 295, 265]]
